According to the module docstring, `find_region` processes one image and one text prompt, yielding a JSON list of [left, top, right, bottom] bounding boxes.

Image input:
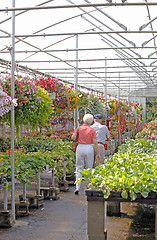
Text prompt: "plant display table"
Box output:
[[39, 186, 60, 200], [19, 194, 44, 208], [58, 180, 69, 192], [0, 210, 14, 228], [7, 201, 30, 217], [86, 191, 157, 240]]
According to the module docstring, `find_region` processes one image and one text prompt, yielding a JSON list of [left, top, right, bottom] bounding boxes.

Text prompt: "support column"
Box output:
[[3, 182, 8, 212], [2, 123, 6, 138], [134, 84, 137, 136], [155, 203, 157, 239], [118, 73, 121, 145], [127, 78, 130, 138], [104, 57, 107, 125], [107, 202, 120, 217], [87, 196, 106, 240], [23, 183, 27, 201], [74, 34, 79, 129], [37, 172, 41, 196], [11, 0, 16, 222], [52, 168, 55, 187]]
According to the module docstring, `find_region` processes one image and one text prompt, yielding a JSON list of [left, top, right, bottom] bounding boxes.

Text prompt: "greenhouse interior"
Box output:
[[0, 1, 157, 240]]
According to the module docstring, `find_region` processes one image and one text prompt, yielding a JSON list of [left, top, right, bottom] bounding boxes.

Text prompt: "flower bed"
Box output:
[[23, 128, 74, 141], [135, 120, 157, 140]]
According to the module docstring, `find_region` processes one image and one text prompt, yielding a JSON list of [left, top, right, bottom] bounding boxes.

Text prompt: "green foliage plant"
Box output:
[[80, 138, 157, 200], [0, 137, 11, 152], [147, 97, 157, 121], [17, 136, 76, 180], [79, 94, 105, 123], [0, 149, 56, 187]]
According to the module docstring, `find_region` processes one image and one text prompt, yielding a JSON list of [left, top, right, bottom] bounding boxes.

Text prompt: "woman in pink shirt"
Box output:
[[71, 114, 100, 194]]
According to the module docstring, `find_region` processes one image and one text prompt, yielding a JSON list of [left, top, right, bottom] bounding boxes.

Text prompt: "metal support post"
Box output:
[[155, 203, 157, 239], [37, 172, 41, 196], [74, 34, 79, 129], [4, 182, 8, 212], [46, 165, 49, 172], [118, 73, 121, 145], [52, 168, 55, 187], [11, 0, 15, 222], [2, 123, 6, 138], [134, 84, 137, 135], [62, 161, 67, 181], [127, 78, 130, 138], [23, 183, 27, 201], [104, 57, 107, 124]]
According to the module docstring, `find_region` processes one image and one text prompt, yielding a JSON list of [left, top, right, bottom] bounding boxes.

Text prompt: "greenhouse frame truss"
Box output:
[[0, 0, 157, 221]]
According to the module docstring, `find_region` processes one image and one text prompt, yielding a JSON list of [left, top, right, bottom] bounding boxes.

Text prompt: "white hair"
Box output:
[[83, 114, 94, 125]]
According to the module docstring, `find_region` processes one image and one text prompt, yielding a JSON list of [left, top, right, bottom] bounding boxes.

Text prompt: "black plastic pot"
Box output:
[[110, 191, 121, 198], [136, 193, 142, 199], [146, 191, 157, 199], [150, 191, 157, 199], [139, 191, 157, 199], [66, 173, 76, 182], [85, 190, 104, 197]]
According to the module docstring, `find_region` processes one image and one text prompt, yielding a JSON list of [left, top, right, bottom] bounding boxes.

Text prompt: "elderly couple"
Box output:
[[71, 113, 110, 194]]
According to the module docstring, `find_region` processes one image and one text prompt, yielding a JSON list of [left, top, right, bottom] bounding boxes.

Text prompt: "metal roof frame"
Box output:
[[1, 0, 157, 223], [0, 0, 157, 97]]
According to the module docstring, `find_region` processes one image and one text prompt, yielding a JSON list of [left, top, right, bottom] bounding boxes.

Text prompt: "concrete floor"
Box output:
[[0, 182, 156, 240], [0, 183, 88, 240]]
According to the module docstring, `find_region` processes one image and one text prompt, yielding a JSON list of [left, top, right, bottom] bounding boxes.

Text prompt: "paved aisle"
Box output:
[[0, 184, 88, 240], [0, 183, 155, 240]]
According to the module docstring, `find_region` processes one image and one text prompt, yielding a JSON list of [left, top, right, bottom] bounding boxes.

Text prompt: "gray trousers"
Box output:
[[75, 144, 94, 190], [93, 143, 105, 167]]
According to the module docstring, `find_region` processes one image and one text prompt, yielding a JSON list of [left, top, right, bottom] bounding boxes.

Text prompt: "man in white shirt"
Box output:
[[91, 114, 110, 166]]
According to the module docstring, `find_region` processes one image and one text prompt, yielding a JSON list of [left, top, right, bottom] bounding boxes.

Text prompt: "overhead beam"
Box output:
[[1, 46, 157, 53], [45, 70, 156, 74], [14, 57, 157, 63], [33, 65, 157, 70], [1, 2, 157, 12], [2, 31, 157, 38]]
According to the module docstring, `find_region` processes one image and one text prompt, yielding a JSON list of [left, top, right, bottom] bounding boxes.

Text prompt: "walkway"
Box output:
[[0, 182, 155, 240]]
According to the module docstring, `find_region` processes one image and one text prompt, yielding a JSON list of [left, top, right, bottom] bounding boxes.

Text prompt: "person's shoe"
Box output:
[[74, 189, 79, 194]]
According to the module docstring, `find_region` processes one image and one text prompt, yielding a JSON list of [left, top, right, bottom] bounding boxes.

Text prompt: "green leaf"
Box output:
[[141, 191, 149, 198], [103, 190, 110, 199], [75, 178, 84, 184], [121, 190, 128, 199], [129, 190, 137, 201]]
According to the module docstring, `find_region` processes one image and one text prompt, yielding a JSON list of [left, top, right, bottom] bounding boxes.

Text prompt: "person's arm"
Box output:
[[105, 126, 111, 141], [93, 139, 101, 162], [71, 132, 77, 141], [106, 137, 111, 141]]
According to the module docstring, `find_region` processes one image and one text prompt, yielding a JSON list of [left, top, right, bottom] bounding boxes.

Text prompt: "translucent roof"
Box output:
[[0, 0, 157, 98]]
